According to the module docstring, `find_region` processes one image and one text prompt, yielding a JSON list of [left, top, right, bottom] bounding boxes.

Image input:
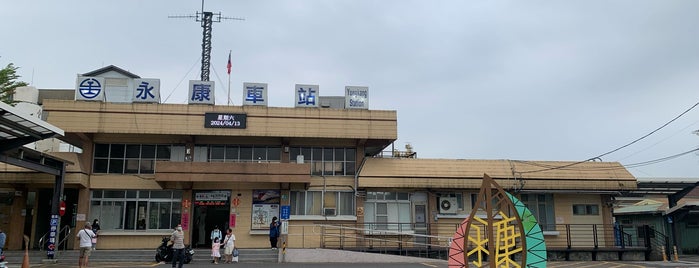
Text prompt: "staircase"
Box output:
[[1, 249, 279, 265]]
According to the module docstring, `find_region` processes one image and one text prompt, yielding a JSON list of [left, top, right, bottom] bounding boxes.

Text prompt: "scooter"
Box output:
[[155, 237, 194, 264]]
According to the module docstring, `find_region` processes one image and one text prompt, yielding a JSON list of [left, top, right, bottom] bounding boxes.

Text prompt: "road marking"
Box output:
[[421, 263, 438, 267]]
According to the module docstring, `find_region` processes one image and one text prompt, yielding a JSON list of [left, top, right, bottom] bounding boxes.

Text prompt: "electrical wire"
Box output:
[[163, 57, 201, 103], [513, 147, 699, 171], [516, 101, 699, 174]]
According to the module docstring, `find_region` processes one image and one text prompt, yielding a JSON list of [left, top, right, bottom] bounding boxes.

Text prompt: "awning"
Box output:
[[0, 101, 64, 152]]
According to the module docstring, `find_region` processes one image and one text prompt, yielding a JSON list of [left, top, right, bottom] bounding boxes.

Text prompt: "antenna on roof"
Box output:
[[168, 0, 244, 81]]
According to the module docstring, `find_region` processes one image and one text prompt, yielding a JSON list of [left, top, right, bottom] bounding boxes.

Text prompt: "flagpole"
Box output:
[[227, 50, 232, 105]]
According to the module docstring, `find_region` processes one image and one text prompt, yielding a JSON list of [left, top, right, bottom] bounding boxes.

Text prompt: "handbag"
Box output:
[[232, 248, 239, 257]]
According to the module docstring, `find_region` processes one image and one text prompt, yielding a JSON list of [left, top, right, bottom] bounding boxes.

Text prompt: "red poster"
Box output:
[[182, 213, 190, 230], [230, 213, 236, 228]]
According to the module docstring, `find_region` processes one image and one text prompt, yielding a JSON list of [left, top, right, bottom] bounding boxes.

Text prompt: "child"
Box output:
[[211, 237, 221, 264]]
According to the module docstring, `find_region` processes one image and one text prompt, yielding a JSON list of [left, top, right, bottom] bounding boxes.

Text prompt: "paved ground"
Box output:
[[6, 249, 699, 268]]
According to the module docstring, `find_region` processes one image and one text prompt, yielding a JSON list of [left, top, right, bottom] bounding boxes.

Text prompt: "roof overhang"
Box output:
[[0, 101, 64, 152]]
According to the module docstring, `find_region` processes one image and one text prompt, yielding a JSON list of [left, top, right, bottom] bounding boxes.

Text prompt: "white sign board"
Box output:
[[243, 82, 268, 106], [345, 86, 369, 109], [132, 78, 161, 103], [75, 77, 106, 101], [188, 80, 215, 105], [294, 84, 319, 108]]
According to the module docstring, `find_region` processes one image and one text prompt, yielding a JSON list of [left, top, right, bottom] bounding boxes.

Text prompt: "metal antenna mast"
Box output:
[[169, 0, 243, 81]]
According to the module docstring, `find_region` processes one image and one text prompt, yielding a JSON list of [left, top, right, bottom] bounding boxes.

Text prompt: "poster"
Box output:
[[252, 204, 279, 230], [251, 189, 281, 230]]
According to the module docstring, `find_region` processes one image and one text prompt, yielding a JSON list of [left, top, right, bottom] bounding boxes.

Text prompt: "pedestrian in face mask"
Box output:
[[170, 224, 185, 268]]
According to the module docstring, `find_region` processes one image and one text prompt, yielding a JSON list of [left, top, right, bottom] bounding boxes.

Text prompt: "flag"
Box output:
[[227, 51, 232, 75]]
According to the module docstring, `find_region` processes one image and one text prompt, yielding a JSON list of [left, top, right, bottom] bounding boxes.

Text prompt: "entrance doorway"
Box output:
[[192, 190, 230, 248]]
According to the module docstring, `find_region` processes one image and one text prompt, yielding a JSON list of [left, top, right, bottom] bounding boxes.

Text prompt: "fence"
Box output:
[[286, 222, 667, 261]]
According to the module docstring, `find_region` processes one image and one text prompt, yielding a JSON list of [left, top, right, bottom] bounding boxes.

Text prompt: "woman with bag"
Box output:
[[222, 228, 236, 263]]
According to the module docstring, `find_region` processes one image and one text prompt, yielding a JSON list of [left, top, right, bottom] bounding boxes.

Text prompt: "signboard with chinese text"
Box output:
[[204, 113, 247, 129], [345, 86, 369, 109], [194, 190, 230, 206], [182, 211, 190, 230], [280, 205, 290, 220], [132, 78, 161, 103], [243, 82, 268, 106], [75, 77, 106, 101], [188, 80, 215, 105], [294, 84, 319, 108]]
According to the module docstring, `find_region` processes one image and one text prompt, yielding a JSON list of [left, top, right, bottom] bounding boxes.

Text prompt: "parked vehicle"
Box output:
[[155, 237, 194, 264]]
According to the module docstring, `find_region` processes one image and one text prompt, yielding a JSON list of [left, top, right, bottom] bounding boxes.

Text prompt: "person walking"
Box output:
[[222, 228, 236, 263], [269, 216, 280, 249], [211, 237, 221, 264], [76, 223, 96, 268], [170, 224, 185, 268], [91, 219, 100, 250]]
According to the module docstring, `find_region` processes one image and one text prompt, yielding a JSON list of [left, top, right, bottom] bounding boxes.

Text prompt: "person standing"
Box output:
[[170, 224, 185, 268], [91, 219, 100, 250], [222, 228, 235, 263], [269, 216, 280, 249], [210, 225, 222, 263], [0, 227, 6, 256], [76, 223, 96, 268], [211, 237, 221, 264]]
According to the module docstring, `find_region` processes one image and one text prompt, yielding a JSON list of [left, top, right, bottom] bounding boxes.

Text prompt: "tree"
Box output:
[[0, 62, 28, 104]]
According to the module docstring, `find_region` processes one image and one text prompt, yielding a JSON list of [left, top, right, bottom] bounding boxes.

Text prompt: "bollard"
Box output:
[[661, 245, 667, 262], [673, 245, 679, 262]]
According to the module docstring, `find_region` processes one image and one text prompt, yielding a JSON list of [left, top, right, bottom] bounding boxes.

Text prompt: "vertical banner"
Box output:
[[47, 214, 59, 258], [230, 213, 236, 228], [182, 211, 190, 231]]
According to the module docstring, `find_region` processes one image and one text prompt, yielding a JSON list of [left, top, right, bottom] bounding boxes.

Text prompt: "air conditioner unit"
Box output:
[[323, 207, 336, 216], [439, 197, 458, 214]]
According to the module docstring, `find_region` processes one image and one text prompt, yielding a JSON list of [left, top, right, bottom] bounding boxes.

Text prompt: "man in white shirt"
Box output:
[[76, 223, 96, 268]]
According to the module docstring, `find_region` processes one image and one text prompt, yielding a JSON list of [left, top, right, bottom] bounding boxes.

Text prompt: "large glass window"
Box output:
[[207, 145, 281, 163], [93, 144, 172, 174], [520, 194, 556, 231], [364, 191, 412, 231], [89, 190, 182, 231], [290, 191, 355, 216], [289, 147, 356, 176]]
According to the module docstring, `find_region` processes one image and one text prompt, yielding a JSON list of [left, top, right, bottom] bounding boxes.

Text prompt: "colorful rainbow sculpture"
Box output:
[[448, 174, 547, 268]]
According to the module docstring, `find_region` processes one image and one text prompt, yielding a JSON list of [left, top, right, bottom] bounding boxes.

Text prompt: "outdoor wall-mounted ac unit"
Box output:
[[438, 197, 458, 214], [323, 207, 336, 216]]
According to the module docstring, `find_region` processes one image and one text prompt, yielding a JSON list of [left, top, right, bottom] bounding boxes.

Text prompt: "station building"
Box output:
[[0, 65, 637, 253]]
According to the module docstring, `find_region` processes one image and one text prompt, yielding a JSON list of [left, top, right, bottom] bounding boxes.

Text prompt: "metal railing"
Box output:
[[289, 222, 664, 260], [38, 225, 71, 251]]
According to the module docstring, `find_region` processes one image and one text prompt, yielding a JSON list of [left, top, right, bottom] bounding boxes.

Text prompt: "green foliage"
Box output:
[[0, 62, 28, 104]]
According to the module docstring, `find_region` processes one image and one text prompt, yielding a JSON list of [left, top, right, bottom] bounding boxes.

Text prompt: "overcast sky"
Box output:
[[2, 1, 698, 179]]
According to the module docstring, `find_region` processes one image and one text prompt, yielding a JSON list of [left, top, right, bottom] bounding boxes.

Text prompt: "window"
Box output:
[[573, 204, 599, 215], [520, 194, 556, 231], [290, 191, 355, 216], [364, 192, 411, 231], [289, 147, 356, 176], [93, 144, 172, 174], [208, 145, 281, 163], [89, 190, 182, 230]]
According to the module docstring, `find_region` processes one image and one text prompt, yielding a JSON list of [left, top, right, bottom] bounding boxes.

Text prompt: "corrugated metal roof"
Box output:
[[358, 158, 636, 191]]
